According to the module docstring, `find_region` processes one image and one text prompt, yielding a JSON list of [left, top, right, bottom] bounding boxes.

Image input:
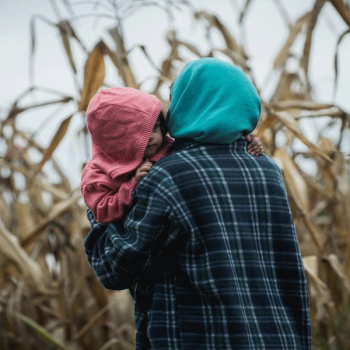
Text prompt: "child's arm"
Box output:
[[82, 161, 154, 224], [81, 177, 138, 224], [245, 135, 264, 156]]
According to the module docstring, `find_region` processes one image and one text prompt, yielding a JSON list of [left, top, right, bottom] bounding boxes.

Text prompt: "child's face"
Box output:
[[144, 120, 163, 159]]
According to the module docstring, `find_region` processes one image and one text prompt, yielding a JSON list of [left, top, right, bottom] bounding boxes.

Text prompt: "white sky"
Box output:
[[1, 0, 349, 186]]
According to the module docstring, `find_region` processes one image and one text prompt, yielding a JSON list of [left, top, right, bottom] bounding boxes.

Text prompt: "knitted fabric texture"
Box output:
[[81, 87, 172, 223], [166, 58, 261, 144]]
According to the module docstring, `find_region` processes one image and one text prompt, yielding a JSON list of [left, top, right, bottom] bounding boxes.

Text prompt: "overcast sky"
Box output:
[[1, 0, 349, 186]]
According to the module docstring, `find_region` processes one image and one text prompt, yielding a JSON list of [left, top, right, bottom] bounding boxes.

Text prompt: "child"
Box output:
[[81, 86, 263, 224]]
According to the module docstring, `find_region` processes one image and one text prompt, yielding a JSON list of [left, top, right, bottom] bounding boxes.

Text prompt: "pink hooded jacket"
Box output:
[[81, 87, 173, 223]]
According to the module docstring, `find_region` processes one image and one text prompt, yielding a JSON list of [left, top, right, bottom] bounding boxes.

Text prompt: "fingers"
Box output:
[[246, 135, 260, 146], [138, 171, 149, 180], [248, 144, 264, 156], [139, 162, 153, 172], [135, 170, 147, 183], [246, 135, 264, 156], [135, 161, 154, 183]]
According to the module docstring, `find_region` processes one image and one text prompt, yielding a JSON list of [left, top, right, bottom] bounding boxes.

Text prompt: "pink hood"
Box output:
[[85, 87, 168, 179]]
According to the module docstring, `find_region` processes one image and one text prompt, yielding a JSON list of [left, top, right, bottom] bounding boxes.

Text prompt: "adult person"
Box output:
[[84, 58, 311, 349]]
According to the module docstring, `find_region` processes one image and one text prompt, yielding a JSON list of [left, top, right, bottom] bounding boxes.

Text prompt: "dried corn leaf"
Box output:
[[74, 300, 115, 340], [303, 256, 329, 296], [256, 113, 277, 139], [177, 40, 202, 57], [273, 12, 312, 68], [325, 254, 350, 296], [14, 312, 73, 350], [210, 48, 250, 69], [51, 157, 72, 192], [273, 149, 309, 211], [273, 112, 333, 163], [99, 40, 122, 72], [15, 202, 35, 240], [99, 338, 134, 350], [271, 71, 310, 102], [16, 128, 72, 192], [300, 0, 327, 75], [27, 184, 50, 220], [33, 114, 73, 177], [239, 0, 253, 23], [57, 20, 79, 73], [151, 33, 181, 96], [166, 30, 181, 60], [274, 150, 323, 253], [303, 255, 331, 326], [0, 192, 12, 228], [333, 29, 350, 100], [108, 26, 138, 88], [79, 41, 106, 111], [271, 100, 334, 110], [6, 98, 72, 122], [345, 240, 350, 278], [301, 172, 335, 202], [0, 159, 68, 200], [294, 108, 345, 120], [134, 45, 161, 73], [195, 11, 248, 59], [329, 0, 350, 27], [0, 222, 48, 289], [21, 191, 81, 248]]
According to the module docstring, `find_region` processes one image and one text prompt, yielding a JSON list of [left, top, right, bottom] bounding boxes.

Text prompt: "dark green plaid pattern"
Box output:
[[84, 138, 311, 350]]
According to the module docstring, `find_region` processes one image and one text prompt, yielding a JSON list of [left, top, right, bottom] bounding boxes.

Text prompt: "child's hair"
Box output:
[[158, 111, 167, 138]]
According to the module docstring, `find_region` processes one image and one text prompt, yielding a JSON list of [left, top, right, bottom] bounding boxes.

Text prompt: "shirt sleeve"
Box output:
[[81, 177, 138, 224], [84, 188, 179, 290]]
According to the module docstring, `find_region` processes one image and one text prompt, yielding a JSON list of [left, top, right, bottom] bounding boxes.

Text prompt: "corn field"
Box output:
[[0, 0, 349, 349]]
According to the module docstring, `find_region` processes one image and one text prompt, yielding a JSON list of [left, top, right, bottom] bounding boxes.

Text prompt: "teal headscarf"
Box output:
[[166, 58, 261, 144]]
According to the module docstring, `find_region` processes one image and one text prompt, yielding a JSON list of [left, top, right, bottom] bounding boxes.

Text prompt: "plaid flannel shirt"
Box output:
[[84, 138, 311, 350]]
